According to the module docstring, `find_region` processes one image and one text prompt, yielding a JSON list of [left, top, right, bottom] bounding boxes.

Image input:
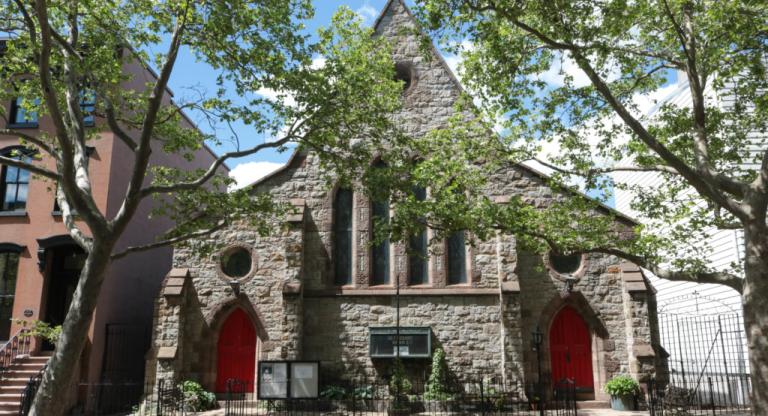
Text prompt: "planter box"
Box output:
[[610, 394, 637, 411]]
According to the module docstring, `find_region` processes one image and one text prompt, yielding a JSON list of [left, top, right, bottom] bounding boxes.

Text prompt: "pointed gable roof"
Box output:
[[371, 0, 466, 96]]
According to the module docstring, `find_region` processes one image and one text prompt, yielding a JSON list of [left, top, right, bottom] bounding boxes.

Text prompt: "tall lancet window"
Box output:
[[446, 231, 467, 285], [371, 161, 390, 285], [333, 188, 353, 286], [408, 186, 428, 285]]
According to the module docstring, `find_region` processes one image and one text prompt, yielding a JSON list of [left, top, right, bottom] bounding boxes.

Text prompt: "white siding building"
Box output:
[[612, 77, 756, 402]]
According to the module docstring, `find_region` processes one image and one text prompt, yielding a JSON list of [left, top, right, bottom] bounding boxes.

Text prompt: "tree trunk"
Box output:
[[742, 226, 768, 415], [29, 238, 114, 416]]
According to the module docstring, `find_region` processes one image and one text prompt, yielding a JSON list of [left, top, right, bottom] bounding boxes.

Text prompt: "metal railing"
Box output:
[[0, 327, 31, 377], [19, 377, 187, 416], [18, 364, 45, 416]]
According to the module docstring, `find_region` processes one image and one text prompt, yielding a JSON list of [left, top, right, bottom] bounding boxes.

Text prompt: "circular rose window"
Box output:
[[219, 246, 254, 279], [549, 252, 581, 274]]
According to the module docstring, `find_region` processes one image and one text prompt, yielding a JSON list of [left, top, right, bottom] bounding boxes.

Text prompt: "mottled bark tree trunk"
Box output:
[[742, 225, 767, 416], [29, 238, 114, 416]]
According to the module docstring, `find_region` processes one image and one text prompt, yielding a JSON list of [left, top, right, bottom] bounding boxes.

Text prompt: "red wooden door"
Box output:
[[216, 308, 256, 392], [549, 306, 594, 390]]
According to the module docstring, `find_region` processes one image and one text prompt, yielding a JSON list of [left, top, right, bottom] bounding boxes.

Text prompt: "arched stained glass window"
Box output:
[[333, 188, 353, 285], [446, 231, 467, 285], [370, 162, 390, 285], [408, 186, 428, 285]]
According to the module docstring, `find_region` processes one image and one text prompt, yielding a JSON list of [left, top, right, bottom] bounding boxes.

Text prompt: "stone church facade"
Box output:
[[146, 0, 664, 401]]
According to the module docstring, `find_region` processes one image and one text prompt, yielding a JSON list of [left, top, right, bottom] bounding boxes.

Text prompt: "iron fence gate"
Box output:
[[649, 310, 752, 415]]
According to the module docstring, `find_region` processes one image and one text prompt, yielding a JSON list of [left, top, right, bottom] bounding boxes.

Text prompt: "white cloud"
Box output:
[[538, 53, 591, 88], [537, 52, 622, 89], [255, 56, 326, 109], [355, 4, 378, 24], [229, 161, 285, 189]]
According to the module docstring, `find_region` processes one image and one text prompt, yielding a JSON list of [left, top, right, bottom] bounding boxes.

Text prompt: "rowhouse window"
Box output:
[[0, 149, 31, 212], [333, 188, 353, 285], [0, 250, 19, 340], [446, 231, 467, 285], [408, 186, 428, 285], [8, 97, 39, 127], [80, 90, 96, 127]]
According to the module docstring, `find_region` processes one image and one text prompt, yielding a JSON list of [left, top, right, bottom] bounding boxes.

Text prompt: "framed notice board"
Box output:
[[258, 361, 320, 399], [369, 327, 431, 358]]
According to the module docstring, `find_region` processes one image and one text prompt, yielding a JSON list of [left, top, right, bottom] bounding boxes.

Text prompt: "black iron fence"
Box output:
[[224, 377, 577, 416], [19, 377, 187, 416], [646, 373, 752, 416]]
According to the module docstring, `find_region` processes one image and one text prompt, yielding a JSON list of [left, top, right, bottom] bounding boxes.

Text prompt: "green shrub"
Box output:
[[16, 320, 62, 345], [320, 385, 347, 400], [388, 358, 412, 396], [353, 385, 374, 400], [604, 375, 639, 396], [179, 380, 217, 411], [424, 348, 453, 401]]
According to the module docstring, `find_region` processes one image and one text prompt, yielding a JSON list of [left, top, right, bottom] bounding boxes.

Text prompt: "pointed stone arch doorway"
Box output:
[[215, 308, 258, 393], [549, 306, 594, 391], [536, 293, 611, 400]]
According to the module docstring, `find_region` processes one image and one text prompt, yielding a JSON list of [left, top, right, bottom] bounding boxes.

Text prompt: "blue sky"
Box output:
[[161, 0, 681, 207], [165, 1, 392, 187]]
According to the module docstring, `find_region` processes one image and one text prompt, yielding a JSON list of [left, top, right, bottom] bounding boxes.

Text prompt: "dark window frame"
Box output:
[[0, 147, 32, 212], [0, 250, 20, 339], [80, 89, 96, 127], [333, 188, 353, 286], [8, 96, 39, 128], [446, 231, 468, 285], [408, 186, 428, 285]]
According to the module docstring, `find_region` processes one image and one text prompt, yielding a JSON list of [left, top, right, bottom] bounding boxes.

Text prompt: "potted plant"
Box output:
[[423, 348, 455, 412], [388, 359, 412, 415], [604, 375, 639, 411]]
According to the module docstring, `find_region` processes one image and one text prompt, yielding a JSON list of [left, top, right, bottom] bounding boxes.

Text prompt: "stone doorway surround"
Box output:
[[537, 292, 611, 401]]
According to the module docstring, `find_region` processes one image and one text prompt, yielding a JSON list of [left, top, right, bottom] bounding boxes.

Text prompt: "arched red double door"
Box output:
[[549, 306, 594, 390], [216, 308, 257, 393]]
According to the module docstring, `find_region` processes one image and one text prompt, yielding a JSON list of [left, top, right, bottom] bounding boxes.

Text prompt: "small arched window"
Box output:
[[370, 161, 390, 286], [446, 231, 467, 285], [333, 188, 353, 286], [408, 186, 428, 285], [1, 147, 32, 212]]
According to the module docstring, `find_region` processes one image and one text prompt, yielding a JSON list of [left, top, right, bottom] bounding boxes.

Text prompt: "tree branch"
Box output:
[[583, 247, 744, 293], [138, 124, 301, 198], [0, 127, 58, 159], [55, 186, 93, 251], [532, 157, 680, 176], [0, 155, 60, 180], [111, 1, 189, 232], [110, 221, 227, 260], [103, 102, 138, 151]]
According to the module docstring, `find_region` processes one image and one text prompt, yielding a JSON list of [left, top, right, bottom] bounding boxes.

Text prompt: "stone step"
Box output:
[[8, 362, 46, 370], [576, 400, 611, 409]]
